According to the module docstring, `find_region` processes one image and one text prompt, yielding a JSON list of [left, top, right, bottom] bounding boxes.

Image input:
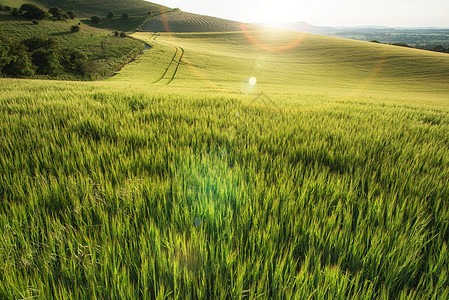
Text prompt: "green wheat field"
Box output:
[[1, 4, 449, 299]]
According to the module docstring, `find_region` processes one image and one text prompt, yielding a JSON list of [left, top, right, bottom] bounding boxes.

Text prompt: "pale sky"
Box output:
[[150, 0, 449, 27]]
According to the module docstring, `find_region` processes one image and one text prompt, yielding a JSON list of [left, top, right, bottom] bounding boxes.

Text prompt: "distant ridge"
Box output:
[[140, 10, 261, 33], [255, 21, 339, 34]]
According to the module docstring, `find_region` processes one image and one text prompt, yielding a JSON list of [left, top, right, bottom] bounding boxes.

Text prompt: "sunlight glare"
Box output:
[[249, 77, 257, 85]]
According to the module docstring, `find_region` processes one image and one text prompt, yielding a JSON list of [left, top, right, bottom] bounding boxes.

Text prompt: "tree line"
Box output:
[[370, 40, 449, 54], [0, 35, 88, 78]]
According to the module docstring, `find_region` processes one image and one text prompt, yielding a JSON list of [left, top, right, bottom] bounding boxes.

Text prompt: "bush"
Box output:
[[20, 3, 47, 20], [391, 42, 411, 48], [114, 31, 119, 37], [32, 49, 62, 75], [71, 25, 80, 33], [370, 40, 380, 43], [22, 37, 58, 52], [60, 49, 88, 75], [120, 32, 127, 38], [0, 4, 4, 11], [11, 8, 20, 17], [91, 16, 100, 24], [122, 13, 129, 19], [4, 6, 11, 12], [32, 19, 39, 25], [67, 11, 77, 19], [107, 11, 114, 19], [49, 6, 69, 20], [2, 43, 35, 77]]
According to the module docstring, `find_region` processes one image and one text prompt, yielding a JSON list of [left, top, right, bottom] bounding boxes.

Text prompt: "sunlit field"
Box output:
[[1, 27, 449, 299]]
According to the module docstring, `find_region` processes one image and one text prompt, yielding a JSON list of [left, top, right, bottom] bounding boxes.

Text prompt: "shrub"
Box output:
[[32, 19, 39, 25], [4, 6, 11, 12], [2, 43, 35, 77], [120, 32, 126, 38], [60, 49, 88, 75], [11, 8, 20, 17], [70, 25, 80, 33], [370, 40, 380, 43], [391, 42, 411, 48], [91, 16, 100, 24], [31, 48, 62, 75], [49, 6, 69, 20], [0, 4, 4, 11], [20, 4, 47, 20], [114, 31, 119, 37], [67, 11, 77, 19], [22, 37, 58, 52], [122, 13, 129, 19], [107, 11, 114, 19]]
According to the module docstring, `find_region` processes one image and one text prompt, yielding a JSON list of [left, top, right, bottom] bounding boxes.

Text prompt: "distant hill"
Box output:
[[256, 21, 339, 35], [140, 10, 261, 33]]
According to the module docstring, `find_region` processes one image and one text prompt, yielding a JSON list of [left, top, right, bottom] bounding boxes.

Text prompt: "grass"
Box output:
[[140, 10, 261, 33], [0, 27, 448, 298]]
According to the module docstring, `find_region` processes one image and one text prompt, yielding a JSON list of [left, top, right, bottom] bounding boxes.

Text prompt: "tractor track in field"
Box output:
[[168, 46, 184, 85], [153, 44, 184, 85]]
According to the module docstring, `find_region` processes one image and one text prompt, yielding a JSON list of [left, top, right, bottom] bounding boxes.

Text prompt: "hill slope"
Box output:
[[28, 0, 170, 17], [0, 10, 144, 79], [140, 10, 261, 33], [113, 30, 449, 101]]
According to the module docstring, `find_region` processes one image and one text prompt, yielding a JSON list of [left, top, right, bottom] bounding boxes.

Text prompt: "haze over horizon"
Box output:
[[150, 0, 449, 28]]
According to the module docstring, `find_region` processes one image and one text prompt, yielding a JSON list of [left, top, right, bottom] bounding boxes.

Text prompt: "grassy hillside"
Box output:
[[1, 26, 449, 298], [0, 10, 144, 79], [115, 30, 449, 100], [0, 0, 171, 31], [140, 10, 261, 33], [28, 0, 170, 17]]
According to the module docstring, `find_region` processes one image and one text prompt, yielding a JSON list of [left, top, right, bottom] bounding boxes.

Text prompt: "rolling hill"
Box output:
[[140, 10, 261, 33], [5, 0, 171, 17], [1, 4, 449, 299], [113, 30, 449, 102]]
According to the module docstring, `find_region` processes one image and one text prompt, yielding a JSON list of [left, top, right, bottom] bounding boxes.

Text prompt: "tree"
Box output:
[[19, 4, 47, 20], [61, 49, 88, 75], [31, 49, 62, 75], [49, 6, 68, 20], [71, 25, 80, 33], [391, 42, 410, 48], [122, 13, 129, 19], [432, 45, 444, 52], [11, 8, 20, 17], [107, 11, 114, 19], [91, 16, 100, 24], [67, 11, 77, 19], [22, 37, 58, 52], [2, 43, 35, 77], [0, 36, 12, 73]]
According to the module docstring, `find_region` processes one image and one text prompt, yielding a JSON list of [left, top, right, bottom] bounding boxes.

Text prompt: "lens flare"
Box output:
[[249, 77, 257, 85]]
